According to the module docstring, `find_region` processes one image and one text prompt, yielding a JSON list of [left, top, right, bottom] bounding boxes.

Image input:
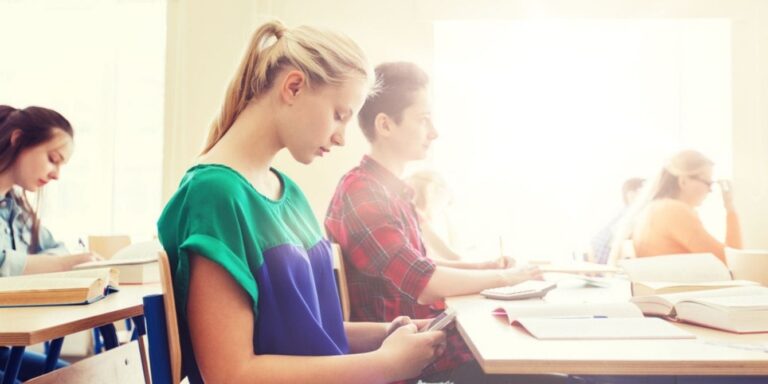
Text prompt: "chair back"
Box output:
[[726, 247, 768, 285], [331, 243, 351, 321], [143, 251, 182, 384]]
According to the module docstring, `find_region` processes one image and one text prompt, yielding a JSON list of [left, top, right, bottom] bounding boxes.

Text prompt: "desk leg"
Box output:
[[97, 323, 119, 350], [43, 337, 64, 373], [2, 346, 24, 384]]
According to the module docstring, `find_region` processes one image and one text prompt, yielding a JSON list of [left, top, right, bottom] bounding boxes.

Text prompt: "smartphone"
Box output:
[[424, 308, 456, 332]]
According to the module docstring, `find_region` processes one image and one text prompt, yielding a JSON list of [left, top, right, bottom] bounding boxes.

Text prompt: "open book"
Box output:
[[493, 302, 693, 340], [619, 253, 758, 296], [630, 285, 768, 333], [74, 256, 159, 284], [0, 268, 119, 307]]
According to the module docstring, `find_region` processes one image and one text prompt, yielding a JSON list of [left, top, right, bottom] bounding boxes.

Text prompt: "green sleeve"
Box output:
[[160, 172, 260, 317]]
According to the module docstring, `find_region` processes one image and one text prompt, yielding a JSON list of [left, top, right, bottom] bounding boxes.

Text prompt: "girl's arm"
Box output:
[[422, 221, 515, 270], [188, 254, 444, 384], [21, 252, 100, 275], [344, 322, 387, 353], [417, 265, 541, 305], [421, 221, 462, 261]]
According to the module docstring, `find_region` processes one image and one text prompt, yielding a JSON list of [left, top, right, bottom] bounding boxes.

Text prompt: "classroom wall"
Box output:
[[162, 0, 768, 248]]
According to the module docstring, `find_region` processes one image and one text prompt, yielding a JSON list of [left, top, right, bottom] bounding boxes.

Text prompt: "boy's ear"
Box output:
[[374, 113, 392, 138], [280, 70, 306, 104]]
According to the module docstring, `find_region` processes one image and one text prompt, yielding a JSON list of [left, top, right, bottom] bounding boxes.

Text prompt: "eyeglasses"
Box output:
[[689, 176, 714, 189]]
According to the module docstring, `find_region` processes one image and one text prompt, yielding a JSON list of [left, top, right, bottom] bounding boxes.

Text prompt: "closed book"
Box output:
[[0, 268, 119, 307]]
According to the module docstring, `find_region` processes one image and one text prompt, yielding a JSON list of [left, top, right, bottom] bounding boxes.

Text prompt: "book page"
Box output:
[[632, 280, 760, 296], [3, 267, 114, 282], [681, 295, 768, 310], [111, 240, 163, 260], [495, 302, 643, 323], [630, 285, 768, 316], [514, 317, 695, 340], [620, 253, 731, 283], [0, 277, 95, 292], [74, 257, 158, 268]]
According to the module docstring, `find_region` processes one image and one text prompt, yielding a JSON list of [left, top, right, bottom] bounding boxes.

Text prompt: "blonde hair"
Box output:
[[405, 169, 451, 215], [202, 20, 374, 154], [607, 149, 714, 264]]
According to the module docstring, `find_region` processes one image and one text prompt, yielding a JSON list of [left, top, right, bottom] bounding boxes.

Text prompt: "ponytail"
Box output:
[[202, 20, 373, 154]]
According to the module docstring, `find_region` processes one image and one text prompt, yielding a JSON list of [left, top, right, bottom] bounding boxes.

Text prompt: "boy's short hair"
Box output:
[[358, 62, 429, 142]]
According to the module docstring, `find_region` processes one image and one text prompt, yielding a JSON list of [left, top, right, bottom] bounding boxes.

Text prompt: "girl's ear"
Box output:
[[374, 113, 392, 138], [280, 70, 306, 104], [10, 129, 22, 147]]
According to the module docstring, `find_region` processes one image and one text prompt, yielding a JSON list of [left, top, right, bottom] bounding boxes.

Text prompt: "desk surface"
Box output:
[[0, 284, 161, 346], [446, 279, 768, 375]]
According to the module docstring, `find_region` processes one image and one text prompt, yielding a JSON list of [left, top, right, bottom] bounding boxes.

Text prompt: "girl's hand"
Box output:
[[378, 323, 445, 381], [499, 265, 542, 286], [60, 252, 103, 270], [719, 180, 736, 212], [495, 255, 516, 269], [478, 255, 516, 270], [386, 316, 413, 336]]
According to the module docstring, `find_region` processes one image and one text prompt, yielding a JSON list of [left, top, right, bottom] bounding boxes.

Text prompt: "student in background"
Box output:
[[406, 169, 514, 268], [611, 150, 740, 264], [0, 105, 100, 382], [325, 62, 556, 383], [590, 177, 644, 264], [157, 22, 444, 384], [0, 106, 100, 277]]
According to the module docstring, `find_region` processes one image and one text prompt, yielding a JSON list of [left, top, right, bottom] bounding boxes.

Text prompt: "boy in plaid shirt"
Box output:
[[326, 62, 560, 384]]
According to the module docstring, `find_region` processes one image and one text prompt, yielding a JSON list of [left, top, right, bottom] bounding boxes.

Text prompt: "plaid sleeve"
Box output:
[[341, 180, 436, 301]]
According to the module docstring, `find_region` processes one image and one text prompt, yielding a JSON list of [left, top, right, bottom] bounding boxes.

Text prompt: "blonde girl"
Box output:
[[157, 21, 445, 384]]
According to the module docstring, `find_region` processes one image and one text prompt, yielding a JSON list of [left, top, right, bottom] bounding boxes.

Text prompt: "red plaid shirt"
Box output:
[[325, 155, 473, 376]]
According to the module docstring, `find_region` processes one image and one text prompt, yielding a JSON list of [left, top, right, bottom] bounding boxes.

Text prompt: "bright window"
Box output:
[[0, 0, 166, 247], [432, 19, 732, 261]]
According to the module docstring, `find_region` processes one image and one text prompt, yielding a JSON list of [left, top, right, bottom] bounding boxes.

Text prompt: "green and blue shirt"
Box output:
[[157, 164, 347, 382]]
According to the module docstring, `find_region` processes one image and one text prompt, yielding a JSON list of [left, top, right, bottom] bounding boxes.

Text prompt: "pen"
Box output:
[[78, 238, 86, 251]]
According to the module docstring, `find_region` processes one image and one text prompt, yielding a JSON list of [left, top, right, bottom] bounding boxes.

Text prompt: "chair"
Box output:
[[331, 243, 351, 321], [25, 341, 145, 384], [142, 251, 183, 384], [726, 247, 768, 285]]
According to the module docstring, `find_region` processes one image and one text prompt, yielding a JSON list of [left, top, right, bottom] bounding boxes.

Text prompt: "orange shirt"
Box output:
[[632, 198, 742, 262]]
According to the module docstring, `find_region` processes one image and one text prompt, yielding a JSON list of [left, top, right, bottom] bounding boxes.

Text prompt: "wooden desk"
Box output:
[[0, 284, 161, 384], [446, 280, 768, 376]]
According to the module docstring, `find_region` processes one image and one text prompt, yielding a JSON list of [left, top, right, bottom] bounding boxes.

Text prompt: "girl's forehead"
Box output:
[[44, 129, 75, 158]]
